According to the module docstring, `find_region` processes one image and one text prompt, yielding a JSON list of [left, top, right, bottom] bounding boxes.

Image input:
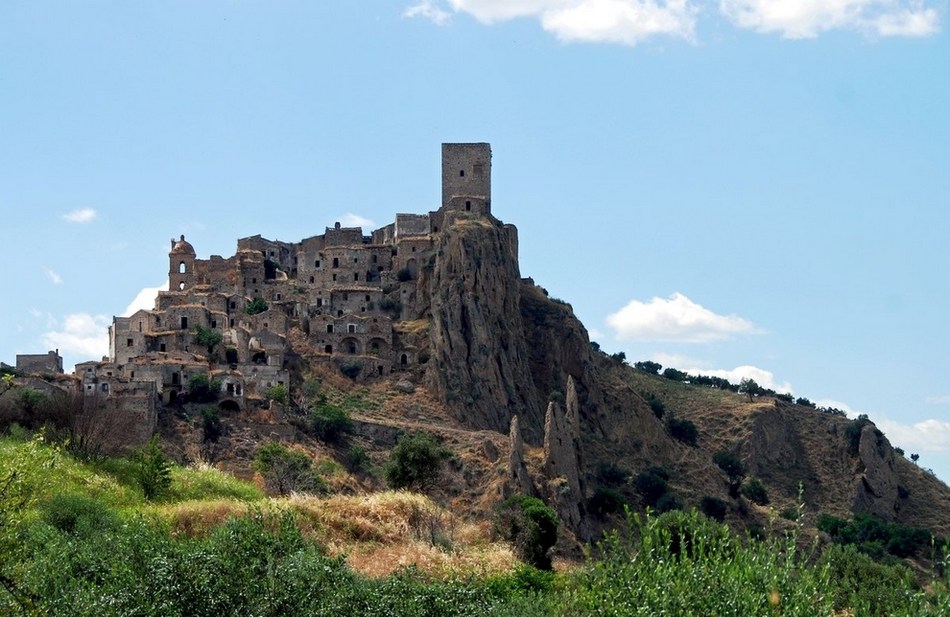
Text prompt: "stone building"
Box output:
[[15, 350, 63, 374], [101, 143, 493, 414]]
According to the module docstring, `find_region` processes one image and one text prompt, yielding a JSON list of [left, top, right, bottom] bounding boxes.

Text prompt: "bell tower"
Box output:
[[168, 235, 196, 291]]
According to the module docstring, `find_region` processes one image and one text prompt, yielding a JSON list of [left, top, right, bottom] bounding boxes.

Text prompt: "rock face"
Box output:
[[542, 378, 588, 539], [507, 415, 534, 497], [423, 217, 543, 437], [852, 424, 901, 519]]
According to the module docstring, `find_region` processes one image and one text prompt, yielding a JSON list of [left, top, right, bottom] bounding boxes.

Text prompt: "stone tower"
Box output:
[[168, 235, 196, 291], [441, 142, 491, 215]]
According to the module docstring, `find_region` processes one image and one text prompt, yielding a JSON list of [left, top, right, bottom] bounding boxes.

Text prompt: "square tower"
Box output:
[[441, 143, 491, 214]]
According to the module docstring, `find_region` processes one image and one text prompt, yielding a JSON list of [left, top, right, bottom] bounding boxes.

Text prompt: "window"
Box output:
[[316, 298, 323, 307], [179, 261, 186, 274], [230, 301, 236, 309], [348, 324, 356, 333], [180, 317, 188, 329], [179, 282, 185, 290], [372, 254, 378, 264], [127, 338, 133, 347], [101, 383, 110, 393], [459, 169, 465, 177], [160, 343, 166, 352], [229, 318, 234, 327], [465, 201, 472, 211], [172, 372, 180, 385], [211, 320, 216, 328], [365, 294, 370, 301], [354, 273, 359, 281], [332, 274, 337, 282], [332, 257, 339, 268], [276, 293, 281, 300], [315, 260, 321, 268], [401, 354, 408, 366], [138, 321, 143, 332], [412, 246, 416, 252], [327, 324, 333, 333], [252, 278, 256, 284], [309, 276, 314, 283], [325, 345, 332, 354]]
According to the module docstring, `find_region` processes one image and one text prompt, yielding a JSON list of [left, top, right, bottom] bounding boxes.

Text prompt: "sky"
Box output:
[[2, 1, 949, 478]]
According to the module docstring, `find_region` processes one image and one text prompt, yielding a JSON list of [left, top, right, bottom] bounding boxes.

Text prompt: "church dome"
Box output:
[[170, 234, 196, 255]]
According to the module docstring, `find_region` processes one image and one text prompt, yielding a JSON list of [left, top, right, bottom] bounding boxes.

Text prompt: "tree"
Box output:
[[187, 374, 221, 403], [634, 361, 662, 375], [634, 467, 670, 507], [741, 477, 769, 505], [253, 442, 325, 496], [309, 402, 352, 443], [911, 453, 920, 465], [266, 384, 288, 405], [713, 450, 745, 497], [245, 297, 268, 315], [739, 378, 761, 402], [494, 495, 558, 570], [192, 325, 223, 353], [384, 433, 451, 491], [136, 436, 171, 500]]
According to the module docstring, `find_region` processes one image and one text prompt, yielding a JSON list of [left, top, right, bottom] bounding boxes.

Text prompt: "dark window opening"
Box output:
[[276, 293, 281, 300], [325, 345, 332, 354], [401, 354, 408, 366], [348, 324, 355, 333], [252, 278, 256, 284], [252, 351, 267, 364], [310, 276, 315, 283], [326, 324, 333, 333], [230, 301, 236, 309], [229, 318, 234, 327], [227, 383, 234, 394], [317, 298, 323, 307], [172, 372, 180, 385], [372, 254, 377, 263], [127, 338, 133, 347], [337, 310, 343, 317], [354, 273, 359, 281], [347, 341, 357, 354], [377, 366, 383, 376], [332, 257, 339, 268], [160, 343, 166, 352], [459, 169, 465, 177], [211, 320, 217, 328], [180, 316, 188, 329], [332, 274, 337, 282], [465, 201, 472, 211]]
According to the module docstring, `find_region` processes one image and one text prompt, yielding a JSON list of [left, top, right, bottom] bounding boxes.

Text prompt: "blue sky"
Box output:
[[2, 1, 949, 477]]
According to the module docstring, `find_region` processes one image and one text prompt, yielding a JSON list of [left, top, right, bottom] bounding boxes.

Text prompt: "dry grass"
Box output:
[[156, 499, 252, 538], [393, 319, 430, 335], [286, 490, 517, 578]]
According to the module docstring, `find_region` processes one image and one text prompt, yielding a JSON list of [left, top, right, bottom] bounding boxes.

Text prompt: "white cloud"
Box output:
[[877, 418, 950, 453], [41, 313, 110, 360], [606, 292, 760, 343], [337, 213, 376, 229], [926, 395, 950, 405], [44, 268, 63, 285], [687, 364, 793, 393], [541, 0, 698, 44], [405, 0, 453, 24], [815, 398, 860, 417], [444, 0, 698, 43], [719, 0, 939, 38], [62, 208, 97, 223], [413, 0, 939, 40], [122, 283, 165, 316]]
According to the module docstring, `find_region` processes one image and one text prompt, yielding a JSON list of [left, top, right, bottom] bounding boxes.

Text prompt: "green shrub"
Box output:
[[384, 433, 450, 491], [340, 360, 363, 380], [309, 403, 352, 443], [494, 495, 558, 570], [187, 374, 221, 403], [39, 492, 119, 536], [588, 487, 627, 517], [713, 450, 744, 496], [655, 492, 682, 513], [661, 368, 688, 382], [634, 467, 670, 508], [596, 462, 629, 486], [667, 417, 698, 446], [266, 384, 288, 405], [200, 407, 222, 442], [192, 325, 223, 351], [378, 297, 401, 313], [346, 445, 369, 471], [244, 297, 268, 315], [253, 442, 326, 496], [634, 360, 662, 374], [741, 477, 769, 505], [136, 436, 171, 500], [699, 496, 728, 521], [820, 544, 920, 615]]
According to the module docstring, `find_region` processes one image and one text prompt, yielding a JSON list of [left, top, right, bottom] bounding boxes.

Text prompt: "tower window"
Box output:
[[459, 170, 465, 177], [327, 324, 333, 333], [179, 262, 186, 274], [332, 258, 339, 268], [465, 201, 472, 211]]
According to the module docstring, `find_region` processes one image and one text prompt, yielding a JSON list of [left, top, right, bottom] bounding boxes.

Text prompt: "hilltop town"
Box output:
[[5, 143, 509, 445]]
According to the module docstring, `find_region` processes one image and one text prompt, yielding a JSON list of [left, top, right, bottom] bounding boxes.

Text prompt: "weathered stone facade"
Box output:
[[15, 350, 63, 374], [102, 143, 495, 414]]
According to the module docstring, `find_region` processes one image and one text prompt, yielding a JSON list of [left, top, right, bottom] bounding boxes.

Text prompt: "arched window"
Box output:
[[401, 354, 408, 366], [179, 261, 187, 274]]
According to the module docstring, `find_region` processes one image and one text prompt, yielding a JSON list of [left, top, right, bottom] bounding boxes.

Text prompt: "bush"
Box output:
[[589, 487, 627, 517], [494, 495, 558, 570], [201, 407, 222, 442], [655, 492, 681, 513], [245, 297, 268, 315], [136, 436, 172, 500], [346, 445, 370, 471], [254, 442, 326, 496], [713, 451, 744, 496], [634, 360, 662, 375], [192, 325, 223, 351], [596, 462, 629, 486], [384, 433, 451, 491], [187, 374, 221, 403], [844, 414, 873, 455], [634, 467, 670, 508], [340, 360, 362, 380], [378, 297, 401, 314], [667, 417, 698, 446], [40, 493, 119, 536], [741, 477, 769, 505], [662, 368, 688, 382], [309, 402, 352, 443], [699, 496, 728, 521], [266, 384, 288, 405], [643, 392, 665, 419]]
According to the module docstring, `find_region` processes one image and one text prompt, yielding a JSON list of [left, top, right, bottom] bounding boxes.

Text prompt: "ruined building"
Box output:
[[93, 143, 499, 422]]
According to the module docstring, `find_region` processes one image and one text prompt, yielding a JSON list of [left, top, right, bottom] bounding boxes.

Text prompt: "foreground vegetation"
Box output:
[[4, 433, 950, 616]]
